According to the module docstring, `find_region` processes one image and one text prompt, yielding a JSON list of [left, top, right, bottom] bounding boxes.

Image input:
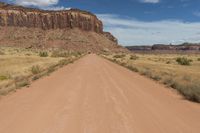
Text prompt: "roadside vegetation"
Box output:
[[176, 57, 192, 66], [102, 53, 200, 103], [0, 47, 84, 96]]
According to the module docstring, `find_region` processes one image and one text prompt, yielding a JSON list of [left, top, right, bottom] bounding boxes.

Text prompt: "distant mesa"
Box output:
[[0, 2, 103, 33], [126, 43, 200, 53], [0, 2, 126, 53]]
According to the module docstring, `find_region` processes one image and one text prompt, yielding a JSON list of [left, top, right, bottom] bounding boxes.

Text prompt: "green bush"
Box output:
[[166, 61, 171, 64], [0, 75, 8, 81], [171, 82, 200, 103], [39, 51, 48, 57], [130, 55, 139, 60], [176, 57, 192, 66], [113, 54, 126, 58], [31, 65, 41, 74]]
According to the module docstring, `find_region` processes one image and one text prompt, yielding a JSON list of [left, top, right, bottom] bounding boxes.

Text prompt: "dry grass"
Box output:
[[0, 47, 83, 95], [102, 53, 200, 103]]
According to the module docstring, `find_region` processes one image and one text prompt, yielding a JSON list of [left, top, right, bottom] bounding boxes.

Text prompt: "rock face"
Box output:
[[0, 2, 127, 52], [0, 2, 103, 33], [103, 32, 118, 44]]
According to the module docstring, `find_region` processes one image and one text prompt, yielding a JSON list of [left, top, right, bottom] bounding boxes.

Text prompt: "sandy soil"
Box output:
[[0, 54, 199, 133]]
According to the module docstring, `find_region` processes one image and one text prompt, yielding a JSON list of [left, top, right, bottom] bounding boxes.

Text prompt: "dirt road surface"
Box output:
[[0, 54, 199, 133]]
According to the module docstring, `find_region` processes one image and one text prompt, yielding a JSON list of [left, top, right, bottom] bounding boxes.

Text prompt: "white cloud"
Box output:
[[43, 6, 71, 11], [14, 0, 59, 7], [98, 14, 200, 46], [140, 0, 160, 4]]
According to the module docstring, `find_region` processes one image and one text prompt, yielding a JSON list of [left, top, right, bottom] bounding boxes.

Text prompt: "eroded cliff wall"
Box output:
[[0, 2, 103, 33], [0, 2, 128, 52]]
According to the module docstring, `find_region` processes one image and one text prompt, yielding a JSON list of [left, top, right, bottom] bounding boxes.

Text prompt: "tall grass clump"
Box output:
[[0, 75, 8, 81], [113, 54, 126, 58], [71, 52, 82, 57], [171, 81, 200, 102], [31, 65, 41, 74], [51, 51, 69, 57], [39, 51, 48, 57], [130, 55, 139, 60], [176, 57, 192, 66]]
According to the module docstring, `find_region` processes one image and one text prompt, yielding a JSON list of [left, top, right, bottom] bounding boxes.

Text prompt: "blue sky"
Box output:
[[3, 0, 200, 46]]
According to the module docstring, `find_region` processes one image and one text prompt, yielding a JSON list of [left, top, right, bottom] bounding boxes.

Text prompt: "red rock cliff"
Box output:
[[0, 2, 103, 33]]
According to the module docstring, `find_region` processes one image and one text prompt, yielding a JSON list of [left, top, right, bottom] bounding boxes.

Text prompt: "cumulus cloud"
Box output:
[[139, 0, 160, 4], [14, 0, 59, 7], [97, 14, 200, 46]]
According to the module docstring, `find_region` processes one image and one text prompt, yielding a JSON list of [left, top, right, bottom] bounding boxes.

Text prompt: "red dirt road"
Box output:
[[0, 54, 199, 133]]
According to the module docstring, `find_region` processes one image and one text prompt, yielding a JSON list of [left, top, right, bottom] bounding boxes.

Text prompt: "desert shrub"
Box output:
[[163, 78, 175, 87], [0, 85, 16, 96], [182, 75, 191, 82], [113, 54, 126, 58], [39, 51, 48, 57], [130, 55, 139, 60], [32, 75, 40, 81], [119, 62, 126, 66], [0, 75, 8, 80], [176, 57, 192, 66], [51, 51, 82, 58], [71, 52, 82, 57], [31, 65, 41, 74], [111, 58, 117, 63], [127, 65, 139, 72], [151, 75, 161, 81], [47, 65, 56, 74], [140, 69, 152, 77], [197, 58, 200, 61], [51, 51, 69, 57], [140, 70, 161, 81], [171, 82, 200, 102], [25, 53, 31, 56], [16, 80, 30, 88], [166, 61, 171, 64], [58, 59, 69, 66]]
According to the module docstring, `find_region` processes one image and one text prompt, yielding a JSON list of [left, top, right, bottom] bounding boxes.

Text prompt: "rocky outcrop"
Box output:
[[0, 2, 103, 33], [103, 32, 118, 44], [0, 2, 127, 52]]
